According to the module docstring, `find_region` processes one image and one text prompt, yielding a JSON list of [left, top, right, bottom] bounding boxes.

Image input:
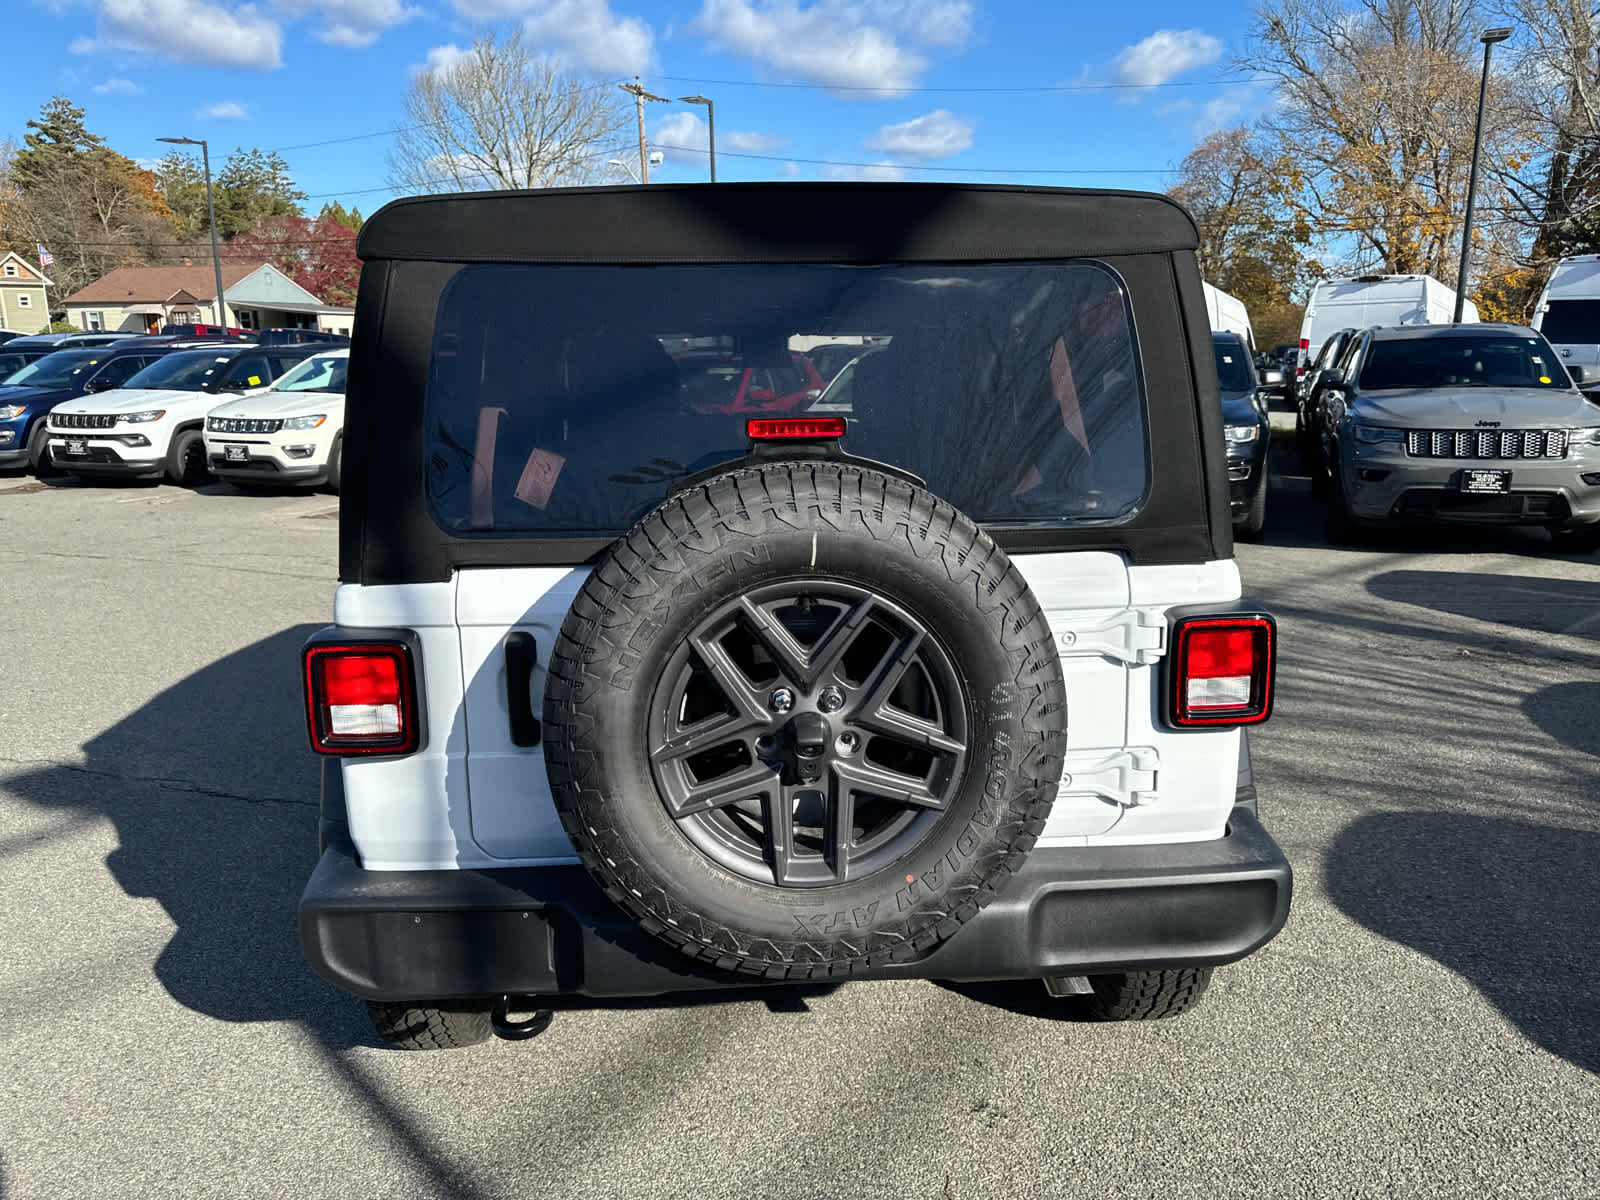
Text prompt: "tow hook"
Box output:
[[491, 995, 554, 1040]]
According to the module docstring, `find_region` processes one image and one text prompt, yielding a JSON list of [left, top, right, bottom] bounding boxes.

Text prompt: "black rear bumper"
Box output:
[[299, 807, 1292, 1001]]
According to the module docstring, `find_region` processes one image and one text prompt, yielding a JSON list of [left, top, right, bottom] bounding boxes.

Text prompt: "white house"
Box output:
[[0, 251, 52, 335], [63, 261, 353, 336]]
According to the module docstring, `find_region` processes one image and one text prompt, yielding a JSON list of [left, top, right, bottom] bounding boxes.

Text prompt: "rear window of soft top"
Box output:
[[424, 260, 1150, 537]]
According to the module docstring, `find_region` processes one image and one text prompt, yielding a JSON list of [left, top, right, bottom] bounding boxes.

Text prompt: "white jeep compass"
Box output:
[[49, 344, 317, 485], [205, 348, 348, 491]]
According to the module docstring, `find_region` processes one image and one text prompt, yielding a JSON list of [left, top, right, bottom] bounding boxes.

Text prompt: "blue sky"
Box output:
[[7, 0, 1276, 213]]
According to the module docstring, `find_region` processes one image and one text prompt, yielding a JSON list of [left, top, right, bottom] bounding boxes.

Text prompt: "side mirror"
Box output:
[[1322, 368, 1347, 391], [1568, 365, 1589, 386], [804, 388, 822, 402]]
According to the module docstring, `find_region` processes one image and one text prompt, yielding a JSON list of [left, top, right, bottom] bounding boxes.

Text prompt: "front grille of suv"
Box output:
[[208, 416, 284, 434], [1404, 429, 1569, 460], [53, 413, 116, 430]]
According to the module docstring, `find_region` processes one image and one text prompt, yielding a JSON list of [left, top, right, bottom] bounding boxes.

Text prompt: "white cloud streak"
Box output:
[[87, 0, 283, 70], [93, 77, 143, 95], [863, 108, 972, 160], [1111, 29, 1223, 88], [653, 111, 787, 166], [693, 0, 972, 94], [199, 100, 249, 119]]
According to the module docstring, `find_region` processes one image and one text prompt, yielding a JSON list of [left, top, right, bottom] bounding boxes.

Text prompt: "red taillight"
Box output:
[[1170, 616, 1274, 727], [746, 416, 846, 440], [1297, 338, 1309, 376], [304, 643, 420, 755]]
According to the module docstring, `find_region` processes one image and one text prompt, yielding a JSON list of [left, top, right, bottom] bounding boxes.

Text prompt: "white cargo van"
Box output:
[[1297, 274, 1476, 374], [1203, 281, 1254, 347], [1531, 255, 1600, 379]]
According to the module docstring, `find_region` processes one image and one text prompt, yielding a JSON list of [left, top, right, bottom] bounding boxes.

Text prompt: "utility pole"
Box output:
[[619, 78, 668, 184]]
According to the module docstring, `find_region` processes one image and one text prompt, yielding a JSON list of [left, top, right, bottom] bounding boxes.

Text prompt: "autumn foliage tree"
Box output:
[[1243, 0, 1512, 281], [9, 96, 179, 303], [1170, 128, 1315, 346], [223, 213, 360, 306]]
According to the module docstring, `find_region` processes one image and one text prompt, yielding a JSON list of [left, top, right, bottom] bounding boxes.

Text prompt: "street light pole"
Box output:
[[1454, 27, 1513, 323], [619, 79, 668, 184], [159, 135, 227, 329], [679, 94, 715, 182]]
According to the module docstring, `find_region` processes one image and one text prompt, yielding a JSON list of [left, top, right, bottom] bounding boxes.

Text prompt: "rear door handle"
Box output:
[[503, 632, 541, 747]]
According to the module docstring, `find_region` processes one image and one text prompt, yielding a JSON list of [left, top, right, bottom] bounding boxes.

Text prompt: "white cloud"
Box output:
[[442, 0, 654, 74], [1111, 29, 1222, 88], [278, 0, 420, 47], [523, 0, 654, 74], [89, 0, 283, 69], [823, 160, 905, 181], [778, 161, 803, 178], [199, 100, 249, 119], [693, 0, 972, 95], [93, 77, 142, 95], [1191, 84, 1273, 135], [418, 42, 475, 78], [653, 111, 786, 165], [863, 108, 972, 160]]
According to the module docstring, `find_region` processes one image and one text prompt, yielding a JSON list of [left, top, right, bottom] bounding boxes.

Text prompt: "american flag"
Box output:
[[37, 243, 54, 268]]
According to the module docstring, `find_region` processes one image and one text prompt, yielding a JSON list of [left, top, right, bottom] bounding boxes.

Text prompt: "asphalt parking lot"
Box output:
[[2, 452, 1598, 1200]]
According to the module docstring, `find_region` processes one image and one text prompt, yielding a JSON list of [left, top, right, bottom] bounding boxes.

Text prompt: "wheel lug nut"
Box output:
[[837, 731, 860, 755], [769, 687, 795, 714], [818, 686, 845, 713]]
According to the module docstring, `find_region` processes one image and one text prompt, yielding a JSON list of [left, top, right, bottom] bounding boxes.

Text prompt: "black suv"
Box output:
[[297, 184, 1291, 1049]]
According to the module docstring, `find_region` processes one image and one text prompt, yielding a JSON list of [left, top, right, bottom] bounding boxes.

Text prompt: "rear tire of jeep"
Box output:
[[325, 434, 342, 494], [26, 422, 56, 475], [1235, 479, 1267, 541], [165, 429, 208, 487], [544, 460, 1067, 980], [1083, 967, 1212, 1021], [1323, 457, 1366, 545], [365, 1001, 493, 1050]]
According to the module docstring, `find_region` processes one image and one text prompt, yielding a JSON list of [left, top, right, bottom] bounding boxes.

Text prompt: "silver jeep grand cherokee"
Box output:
[[1314, 323, 1600, 550]]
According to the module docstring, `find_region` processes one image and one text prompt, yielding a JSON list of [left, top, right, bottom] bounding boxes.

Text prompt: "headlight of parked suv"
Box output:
[[282, 414, 327, 430], [1569, 427, 1600, 446], [1225, 424, 1258, 444], [0, 405, 26, 419], [121, 410, 167, 423], [1353, 423, 1404, 444]]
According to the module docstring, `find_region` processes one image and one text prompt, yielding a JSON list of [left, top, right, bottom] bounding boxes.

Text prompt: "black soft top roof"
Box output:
[[358, 182, 1199, 265]]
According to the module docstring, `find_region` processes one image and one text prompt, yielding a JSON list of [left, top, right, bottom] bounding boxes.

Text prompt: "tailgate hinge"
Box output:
[[1054, 609, 1166, 665], [1058, 747, 1159, 808]]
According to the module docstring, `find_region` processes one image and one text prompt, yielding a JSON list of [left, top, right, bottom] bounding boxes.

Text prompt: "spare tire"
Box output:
[[544, 460, 1066, 979]]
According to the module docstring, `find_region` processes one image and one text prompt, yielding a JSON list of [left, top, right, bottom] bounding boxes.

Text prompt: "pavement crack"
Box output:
[[0, 755, 314, 809]]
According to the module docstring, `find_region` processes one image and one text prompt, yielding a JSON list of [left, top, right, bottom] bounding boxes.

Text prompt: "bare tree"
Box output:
[[1242, 0, 1512, 279], [389, 32, 631, 193], [1493, 0, 1600, 261]]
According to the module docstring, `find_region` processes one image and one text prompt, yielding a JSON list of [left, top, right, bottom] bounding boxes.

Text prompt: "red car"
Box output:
[[679, 353, 825, 414]]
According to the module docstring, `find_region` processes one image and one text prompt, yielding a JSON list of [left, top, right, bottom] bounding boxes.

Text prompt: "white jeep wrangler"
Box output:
[[298, 183, 1291, 1049]]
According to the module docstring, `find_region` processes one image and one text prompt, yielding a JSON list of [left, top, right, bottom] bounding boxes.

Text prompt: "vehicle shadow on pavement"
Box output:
[[1523, 682, 1600, 758], [1325, 811, 1600, 1076], [5, 625, 368, 1045], [1367, 570, 1600, 640], [6, 625, 502, 1198]]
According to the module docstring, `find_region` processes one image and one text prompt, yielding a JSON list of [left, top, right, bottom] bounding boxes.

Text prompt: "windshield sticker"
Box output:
[[1222, 355, 1233, 363], [247, 375, 261, 386], [1541, 376, 1552, 383], [515, 447, 565, 510]]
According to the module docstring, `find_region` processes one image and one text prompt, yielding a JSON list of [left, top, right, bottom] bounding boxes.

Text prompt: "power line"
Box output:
[[648, 141, 1178, 175], [655, 74, 1255, 94]]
